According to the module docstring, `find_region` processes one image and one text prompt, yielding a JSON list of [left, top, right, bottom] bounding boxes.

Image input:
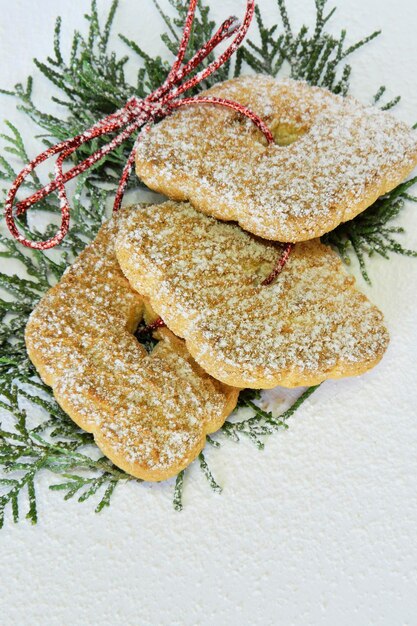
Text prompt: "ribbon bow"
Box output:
[[4, 0, 276, 250]]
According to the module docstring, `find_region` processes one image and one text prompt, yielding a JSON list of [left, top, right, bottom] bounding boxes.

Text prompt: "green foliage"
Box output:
[[221, 386, 318, 449], [173, 470, 185, 511], [237, 0, 380, 95], [0, 0, 416, 525], [324, 177, 417, 283], [373, 85, 401, 111], [0, 379, 135, 528], [172, 386, 320, 511], [120, 0, 231, 94]]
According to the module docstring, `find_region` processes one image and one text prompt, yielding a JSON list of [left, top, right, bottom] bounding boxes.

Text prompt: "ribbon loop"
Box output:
[[5, 1, 275, 251]]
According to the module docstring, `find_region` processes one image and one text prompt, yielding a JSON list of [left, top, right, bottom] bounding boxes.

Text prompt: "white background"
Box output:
[[1, 1, 417, 625]]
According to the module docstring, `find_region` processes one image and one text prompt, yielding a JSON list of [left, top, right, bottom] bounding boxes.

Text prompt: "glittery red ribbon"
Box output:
[[262, 242, 294, 285], [4, 0, 293, 285], [5, 0, 274, 250]]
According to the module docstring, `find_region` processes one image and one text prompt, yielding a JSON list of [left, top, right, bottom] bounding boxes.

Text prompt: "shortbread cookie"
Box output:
[[25, 217, 238, 481], [135, 76, 417, 242], [115, 202, 389, 388]]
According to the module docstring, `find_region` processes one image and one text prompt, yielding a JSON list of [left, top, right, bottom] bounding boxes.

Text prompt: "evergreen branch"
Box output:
[[152, 0, 180, 41], [0, 392, 137, 526], [50, 474, 120, 513], [221, 386, 318, 449], [323, 177, 417, 283], [172, 386, 319, 507], [173, 469, 185, 511], [0, 0, 416, 525], [198, 452, 222, 493], [240, 0, 380, 95]]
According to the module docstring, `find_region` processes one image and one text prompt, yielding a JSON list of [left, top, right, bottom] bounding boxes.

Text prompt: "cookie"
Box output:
[[135, 75, 417, 242], [115, 202, 389, 389], [25, 217, 238, 482]]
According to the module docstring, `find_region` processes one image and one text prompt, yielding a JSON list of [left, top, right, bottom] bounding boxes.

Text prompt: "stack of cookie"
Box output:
[[26, 76, 417, 481]]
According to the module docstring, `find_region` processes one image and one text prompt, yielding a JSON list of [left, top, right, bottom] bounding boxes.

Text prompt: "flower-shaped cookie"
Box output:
[[136, 76, 417, 242], [116, 202, 389, 389], [25, 216, 238, 481]]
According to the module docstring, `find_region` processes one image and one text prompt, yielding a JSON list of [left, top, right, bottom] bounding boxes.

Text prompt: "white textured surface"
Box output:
[[1, 1, 417, 625]]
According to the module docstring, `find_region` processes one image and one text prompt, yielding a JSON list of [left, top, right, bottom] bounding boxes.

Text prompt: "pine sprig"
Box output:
[[0, 380, 136, 527], [1, 1, 138, 190], [173, 386, 319, 510], [221, 386, 318, 449], [323, 177, 417, 283], [0, 0, 416, 525], [198, 451, 222, 493], [173, 469, 185, 511], [238, 0, 380, 95]]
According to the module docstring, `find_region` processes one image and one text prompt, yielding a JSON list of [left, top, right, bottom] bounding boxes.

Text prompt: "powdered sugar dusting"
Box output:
[[135, 76, 417, 242], [116, 202, 389, 388], [25, 217, 238, 480]]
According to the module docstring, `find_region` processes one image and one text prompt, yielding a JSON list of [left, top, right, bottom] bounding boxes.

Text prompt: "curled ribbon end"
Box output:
[[4, 188, 70, 250]]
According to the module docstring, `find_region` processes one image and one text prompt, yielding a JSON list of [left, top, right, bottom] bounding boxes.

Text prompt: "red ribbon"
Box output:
[[4, 0, 293, 286], [5, 0, 275, 250]]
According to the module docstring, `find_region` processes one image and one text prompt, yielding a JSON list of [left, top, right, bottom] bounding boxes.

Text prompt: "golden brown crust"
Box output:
[[115, 202, 390, 389], [135, 76, 417, 242], [25, 216, 239, 481]]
